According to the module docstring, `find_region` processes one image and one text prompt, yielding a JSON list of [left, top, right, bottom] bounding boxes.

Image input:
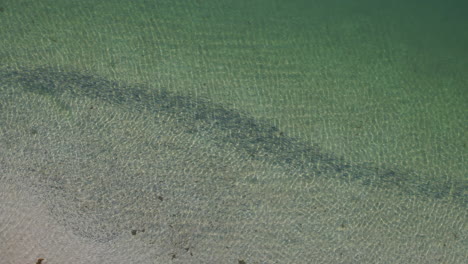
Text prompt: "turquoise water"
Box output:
[[0, 0, 466, 263]]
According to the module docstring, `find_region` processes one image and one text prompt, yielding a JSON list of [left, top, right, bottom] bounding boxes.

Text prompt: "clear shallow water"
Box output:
[[0, 0, 467, 263], [0, 66, 466, 263]]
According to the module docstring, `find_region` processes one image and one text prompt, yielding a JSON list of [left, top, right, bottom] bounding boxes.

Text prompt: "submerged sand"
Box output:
[[0, 68, 466, 264]]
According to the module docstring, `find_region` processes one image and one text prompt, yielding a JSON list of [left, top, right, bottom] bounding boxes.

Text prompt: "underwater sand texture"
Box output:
[[0, 67, 466, 263]]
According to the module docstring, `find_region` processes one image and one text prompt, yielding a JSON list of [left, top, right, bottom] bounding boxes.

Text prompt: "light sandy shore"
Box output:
[[0, 182, 157, 264]]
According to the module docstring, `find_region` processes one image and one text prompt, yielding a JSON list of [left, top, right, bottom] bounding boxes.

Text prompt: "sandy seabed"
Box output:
[[0, 183, 157, 264]]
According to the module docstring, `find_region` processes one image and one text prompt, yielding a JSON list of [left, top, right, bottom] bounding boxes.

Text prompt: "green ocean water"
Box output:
[[0, 0, 466, 263]]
